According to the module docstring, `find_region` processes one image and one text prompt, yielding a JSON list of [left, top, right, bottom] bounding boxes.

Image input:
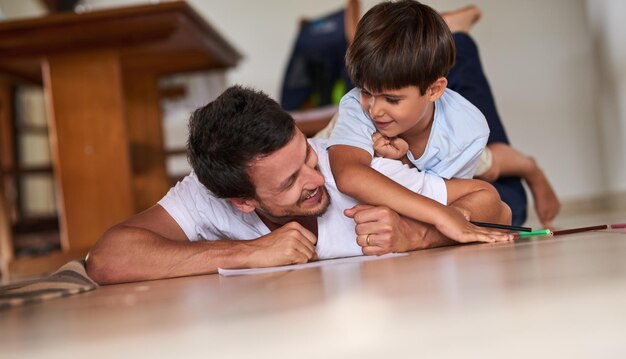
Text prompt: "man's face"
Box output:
[[360, 85, 434, 138], [247, 130, 330, 221]]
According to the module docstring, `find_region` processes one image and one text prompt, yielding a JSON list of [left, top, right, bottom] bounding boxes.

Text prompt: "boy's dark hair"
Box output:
[[187, 86, 296, 199], [346, 0, 455, 95]]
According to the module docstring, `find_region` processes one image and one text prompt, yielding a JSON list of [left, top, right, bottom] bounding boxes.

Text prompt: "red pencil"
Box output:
[[609, 223, 626, 229], [552, 225, 608, 236]]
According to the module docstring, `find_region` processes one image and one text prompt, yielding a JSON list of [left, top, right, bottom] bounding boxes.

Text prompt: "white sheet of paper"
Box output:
[[218, 253, 408, 277]]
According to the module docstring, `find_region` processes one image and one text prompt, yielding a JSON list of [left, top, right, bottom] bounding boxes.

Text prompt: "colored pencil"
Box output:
[[609, 223, 626, 229], [470, 221, 532, 232], [552, 224, 608, 236], [518, 229, 553, 237]]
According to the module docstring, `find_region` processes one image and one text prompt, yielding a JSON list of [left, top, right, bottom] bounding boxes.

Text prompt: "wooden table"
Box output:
[[2, 219, 626, 358], [0, 1, 241, 256]]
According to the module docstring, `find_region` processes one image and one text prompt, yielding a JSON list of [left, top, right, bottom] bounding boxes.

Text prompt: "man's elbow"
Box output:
[[85, 226, 130, 285], [85, 250, 117, 285]]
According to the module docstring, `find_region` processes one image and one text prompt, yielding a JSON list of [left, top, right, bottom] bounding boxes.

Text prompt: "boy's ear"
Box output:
[[426, 77, 448, 101], [229, 198, 257, 213]]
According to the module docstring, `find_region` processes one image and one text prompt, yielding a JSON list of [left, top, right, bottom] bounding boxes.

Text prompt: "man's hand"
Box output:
[[434, 206, 514, 244], [344, 204, 416, 255], [242, 222, 318, 268], [372, 131, 409, 159]]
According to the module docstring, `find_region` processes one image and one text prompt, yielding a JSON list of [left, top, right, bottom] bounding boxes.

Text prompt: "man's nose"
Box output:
[[303, 163, 325, 188]]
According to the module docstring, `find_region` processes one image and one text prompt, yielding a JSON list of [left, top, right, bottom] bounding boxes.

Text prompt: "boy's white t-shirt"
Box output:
[[327, 87, 490, 179], [158, 139, 447, 260]]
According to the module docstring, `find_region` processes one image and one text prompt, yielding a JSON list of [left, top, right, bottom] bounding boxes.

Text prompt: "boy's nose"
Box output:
[[369, 97, 382, 119]]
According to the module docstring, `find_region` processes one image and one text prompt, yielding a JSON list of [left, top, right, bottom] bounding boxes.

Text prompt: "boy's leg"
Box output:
[[486, 143, 560, 227], [446, 32, 528, 226]]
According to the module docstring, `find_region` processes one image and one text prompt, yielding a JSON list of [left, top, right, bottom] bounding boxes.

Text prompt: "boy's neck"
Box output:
[[400, 102, 436, 158]]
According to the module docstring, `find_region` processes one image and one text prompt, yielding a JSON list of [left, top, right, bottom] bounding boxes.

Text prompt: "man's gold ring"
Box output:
[[366, 233, 371, 246]]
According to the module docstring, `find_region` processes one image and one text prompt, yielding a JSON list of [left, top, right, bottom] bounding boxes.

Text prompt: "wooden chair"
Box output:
[[0, 81, 71, 282]]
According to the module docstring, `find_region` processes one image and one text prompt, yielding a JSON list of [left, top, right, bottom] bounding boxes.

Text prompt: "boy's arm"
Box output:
[[329, 145, 509, 243], [86, 205, 317, 284], [330, 145, 447, 224]]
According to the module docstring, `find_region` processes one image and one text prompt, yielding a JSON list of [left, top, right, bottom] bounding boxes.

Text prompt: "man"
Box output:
[[86, 86, 511, 285]]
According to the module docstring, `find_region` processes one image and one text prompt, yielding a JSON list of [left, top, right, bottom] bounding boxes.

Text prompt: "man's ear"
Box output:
[[426, 77, 448, 101], [229, 198, 257, 213]]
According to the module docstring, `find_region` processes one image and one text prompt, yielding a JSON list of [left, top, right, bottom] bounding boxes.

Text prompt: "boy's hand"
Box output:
[[435, 206, 514, 244], [372, 131, 409, 159]]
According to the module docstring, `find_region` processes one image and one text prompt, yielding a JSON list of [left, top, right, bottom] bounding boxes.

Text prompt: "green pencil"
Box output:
[[518, 229, 553, 237]]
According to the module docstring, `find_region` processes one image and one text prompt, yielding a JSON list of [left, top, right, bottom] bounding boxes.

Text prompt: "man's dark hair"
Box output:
[[346, 0, 455, 95], [187, 86, 296, 199]]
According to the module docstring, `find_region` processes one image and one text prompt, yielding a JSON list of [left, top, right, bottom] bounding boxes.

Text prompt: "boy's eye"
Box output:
[[361, 90, 371, 97], [386, 97, 400, 104]]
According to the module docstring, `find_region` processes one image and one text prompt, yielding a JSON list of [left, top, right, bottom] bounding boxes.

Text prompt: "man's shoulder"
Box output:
[[308, 138, 328, 150], [159, 171, 234, 213], [159, 171, 260, 241], [308, 138, 335, 184]]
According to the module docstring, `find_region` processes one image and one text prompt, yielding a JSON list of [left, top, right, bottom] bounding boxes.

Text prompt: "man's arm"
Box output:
[[86, 205, 316, 285], [344, 204, 457, 255]]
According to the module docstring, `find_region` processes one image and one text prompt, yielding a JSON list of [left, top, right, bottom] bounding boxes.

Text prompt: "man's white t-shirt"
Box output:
[[158, 139, 447, 259]]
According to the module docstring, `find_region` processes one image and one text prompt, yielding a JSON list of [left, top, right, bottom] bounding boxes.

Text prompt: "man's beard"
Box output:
[[255, 185, 331, 222]]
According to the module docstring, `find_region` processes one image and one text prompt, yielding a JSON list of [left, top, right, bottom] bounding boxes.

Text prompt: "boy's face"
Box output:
[[245, 130, 330, 220], [360, 85, 435, 138]]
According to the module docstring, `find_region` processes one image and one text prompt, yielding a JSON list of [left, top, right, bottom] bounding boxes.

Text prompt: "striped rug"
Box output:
[[0, 260, 98, 310]]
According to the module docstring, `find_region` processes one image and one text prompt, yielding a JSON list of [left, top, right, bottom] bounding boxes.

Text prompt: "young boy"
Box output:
[[367, 4, 560, 228], [328, 0, 512, 243]]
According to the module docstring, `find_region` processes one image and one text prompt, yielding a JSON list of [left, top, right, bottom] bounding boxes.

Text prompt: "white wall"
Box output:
[[431, 0, 606, 205], [586, 0, 626, 202], [1, 0, 622, 210]]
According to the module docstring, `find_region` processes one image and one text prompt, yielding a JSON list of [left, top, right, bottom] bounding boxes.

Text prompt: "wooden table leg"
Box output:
[[42, 50, 134, 252]]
